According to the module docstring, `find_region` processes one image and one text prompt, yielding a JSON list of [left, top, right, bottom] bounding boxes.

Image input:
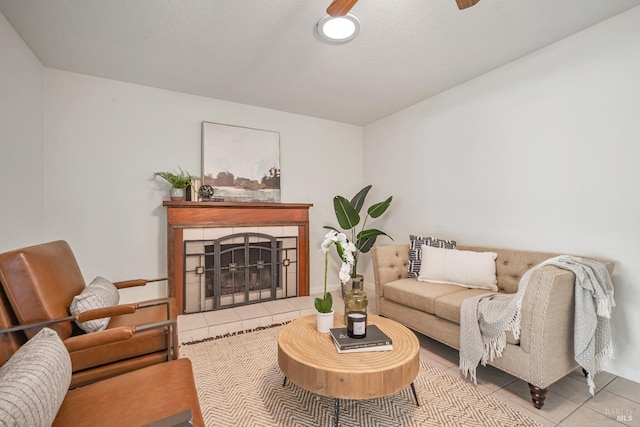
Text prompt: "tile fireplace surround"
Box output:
[[163, 201, 312, 316]]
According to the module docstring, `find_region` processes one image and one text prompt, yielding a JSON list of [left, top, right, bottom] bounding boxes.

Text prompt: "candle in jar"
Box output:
[[347, 312, 367, 338]]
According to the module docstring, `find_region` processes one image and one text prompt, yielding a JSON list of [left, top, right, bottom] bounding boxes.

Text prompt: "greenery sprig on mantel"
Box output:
[[153, 167, 197, 189]]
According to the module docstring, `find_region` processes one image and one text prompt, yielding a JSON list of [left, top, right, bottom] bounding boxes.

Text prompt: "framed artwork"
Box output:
[[201, 122, 281, 202]]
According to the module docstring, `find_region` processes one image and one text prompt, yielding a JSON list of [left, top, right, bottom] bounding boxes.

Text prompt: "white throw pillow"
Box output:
[[70, 276, 120, 333], [417, 245, 498, 291], [0, 328, 71, 427], [407, 235, 457, 278]]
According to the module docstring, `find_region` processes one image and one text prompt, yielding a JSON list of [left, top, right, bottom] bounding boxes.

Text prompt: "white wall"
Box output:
[[0, 13, 44, 251], [364, 7, 640, 382], [43, 69, 362, 302]]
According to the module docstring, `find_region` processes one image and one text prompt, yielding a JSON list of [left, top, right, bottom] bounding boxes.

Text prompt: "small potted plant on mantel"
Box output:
[[153, 167, 197, 201]]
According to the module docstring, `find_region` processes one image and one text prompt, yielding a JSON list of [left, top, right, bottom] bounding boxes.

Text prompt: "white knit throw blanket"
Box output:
[[459, 255, 615, 395]]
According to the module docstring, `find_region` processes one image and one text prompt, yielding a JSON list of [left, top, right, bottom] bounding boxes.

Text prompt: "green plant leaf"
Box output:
[[356, 229, 392, 253], [350, 185, 372, 213], [367, 196, 393, 218], [314, 292, 333, 313], [335, 243, 345, 260], [334, 196, 360, 230], [357, 229, 390, 240]]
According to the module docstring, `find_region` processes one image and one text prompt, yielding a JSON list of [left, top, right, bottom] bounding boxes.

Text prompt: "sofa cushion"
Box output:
[[432, 289, 520, 344], [433, 288, 495, 324], [418, 246, 499, 291], [70, 276, 120, 333], [408, 235, 456, 278], [0, 328, 72, 427], [459, 245, 559, 293], [383, 279, 521, 345], [384, 278, 469, 314]]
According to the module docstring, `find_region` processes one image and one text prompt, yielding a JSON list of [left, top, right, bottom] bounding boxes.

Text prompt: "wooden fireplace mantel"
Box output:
[[163, 201, 313, 315]]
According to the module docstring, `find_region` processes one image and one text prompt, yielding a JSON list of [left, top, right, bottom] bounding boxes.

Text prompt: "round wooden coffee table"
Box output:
[[277, 312, 420, 426]]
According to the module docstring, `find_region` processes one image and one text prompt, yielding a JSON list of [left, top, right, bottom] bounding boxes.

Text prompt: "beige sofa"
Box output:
[[371, 243, 614, 409]]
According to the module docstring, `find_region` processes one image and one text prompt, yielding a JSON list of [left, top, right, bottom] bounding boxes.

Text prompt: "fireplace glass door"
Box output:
[[183, 232, 298, 313]]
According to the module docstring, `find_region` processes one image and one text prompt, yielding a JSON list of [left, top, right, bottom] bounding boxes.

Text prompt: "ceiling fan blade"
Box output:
[[455, 0, 481, 10], [326, 0, 359, 17]]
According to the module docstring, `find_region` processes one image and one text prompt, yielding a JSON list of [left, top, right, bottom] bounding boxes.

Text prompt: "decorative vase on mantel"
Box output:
[[316, 310, 334, 333]]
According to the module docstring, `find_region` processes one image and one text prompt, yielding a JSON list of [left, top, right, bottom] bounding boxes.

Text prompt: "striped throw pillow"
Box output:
[[69, 276, 120, 333], [0, 328, 71, 426]]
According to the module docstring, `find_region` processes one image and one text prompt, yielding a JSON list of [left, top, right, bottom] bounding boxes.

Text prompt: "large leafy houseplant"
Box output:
[[324, 185, 393, 278]]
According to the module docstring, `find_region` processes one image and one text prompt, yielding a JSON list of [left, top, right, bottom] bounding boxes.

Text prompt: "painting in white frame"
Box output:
[[201, 122, 281, 202]]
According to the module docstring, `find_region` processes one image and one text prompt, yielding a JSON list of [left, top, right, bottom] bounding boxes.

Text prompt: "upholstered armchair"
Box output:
[[0, 294, 204, 427], [0, 240, 177, 388]]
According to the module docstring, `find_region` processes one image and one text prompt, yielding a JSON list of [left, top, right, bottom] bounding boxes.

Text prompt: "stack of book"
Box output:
[[329, 325, 393, 353]]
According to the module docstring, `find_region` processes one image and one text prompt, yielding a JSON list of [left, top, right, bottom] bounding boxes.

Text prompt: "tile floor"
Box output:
[[177, 288, 639, 426]]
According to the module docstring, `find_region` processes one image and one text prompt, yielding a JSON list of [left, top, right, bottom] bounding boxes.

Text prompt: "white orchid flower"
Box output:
[[320, 230, 339, 253], [320, 229, 356, 284], [339, 263, 352, 283]]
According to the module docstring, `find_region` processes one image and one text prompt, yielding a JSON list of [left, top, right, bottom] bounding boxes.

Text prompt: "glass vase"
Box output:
[[342, 274, 363, 300], [343, 275, 368, 325]]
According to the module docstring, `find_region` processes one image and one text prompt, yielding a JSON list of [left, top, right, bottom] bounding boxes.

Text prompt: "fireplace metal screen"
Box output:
[[183, 232, 298, 313]]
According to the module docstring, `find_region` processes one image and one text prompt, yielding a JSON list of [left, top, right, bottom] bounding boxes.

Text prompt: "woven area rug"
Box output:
[[180, 324, 540, 427]]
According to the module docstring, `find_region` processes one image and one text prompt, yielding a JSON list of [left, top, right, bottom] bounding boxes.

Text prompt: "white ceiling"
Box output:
[[1, 0, 639, 125]]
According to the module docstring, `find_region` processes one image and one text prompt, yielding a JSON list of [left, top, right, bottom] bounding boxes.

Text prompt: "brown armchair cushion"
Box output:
[[0, 241, 85, 339], [54, 358, 204, 427]]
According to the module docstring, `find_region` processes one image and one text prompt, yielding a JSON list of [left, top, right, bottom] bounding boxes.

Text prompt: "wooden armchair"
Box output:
[[0, 240, 177, 388]]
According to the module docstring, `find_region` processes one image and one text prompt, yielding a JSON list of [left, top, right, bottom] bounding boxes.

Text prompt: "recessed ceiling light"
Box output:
[[316, 13, 360, 44]]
